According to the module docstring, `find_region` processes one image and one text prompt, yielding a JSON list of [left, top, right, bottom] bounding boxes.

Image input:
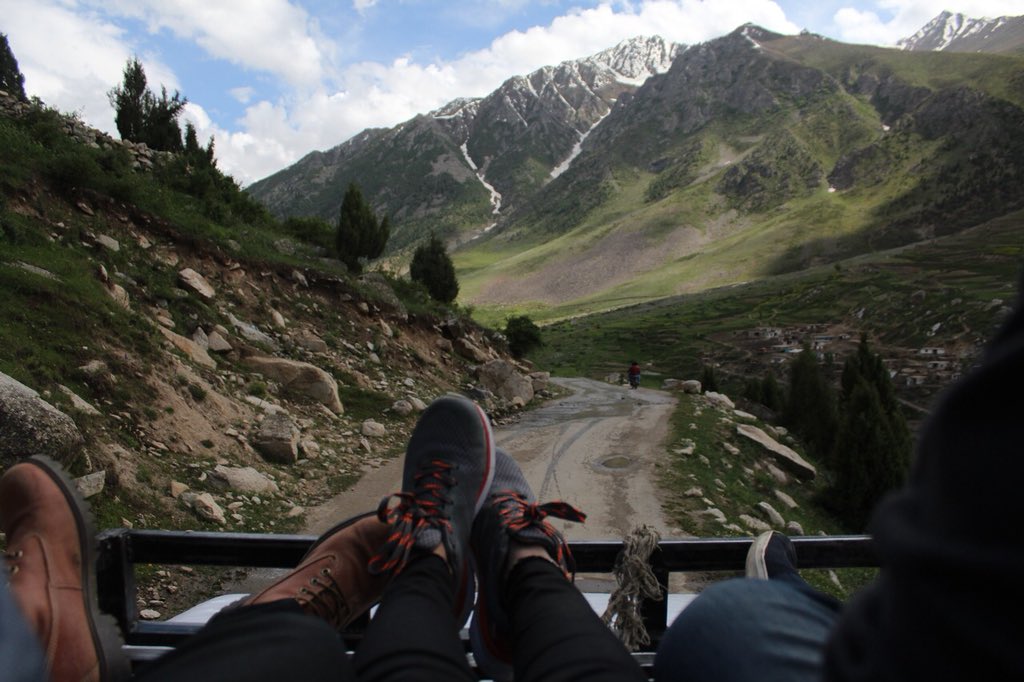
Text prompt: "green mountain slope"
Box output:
[[456, 27, 1024, 324]]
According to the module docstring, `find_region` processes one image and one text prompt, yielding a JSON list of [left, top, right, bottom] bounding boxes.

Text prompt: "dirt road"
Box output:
[[306, 378, 681, 544]]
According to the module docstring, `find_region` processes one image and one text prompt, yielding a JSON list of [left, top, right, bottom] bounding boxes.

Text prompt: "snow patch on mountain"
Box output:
[[461, 143, 502, 215], [898, 11, 1024, 52], [550, 109, 611, 179]]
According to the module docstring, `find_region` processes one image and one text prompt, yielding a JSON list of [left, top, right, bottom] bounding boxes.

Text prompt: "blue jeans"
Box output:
[[654, 576, 841, 682], [0, 579, 47, 682]]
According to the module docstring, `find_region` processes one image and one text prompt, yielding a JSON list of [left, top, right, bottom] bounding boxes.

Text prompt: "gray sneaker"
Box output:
[[745, 530, 798, 580], [369, 395, 495, 624], [469, 448, 586, 681]]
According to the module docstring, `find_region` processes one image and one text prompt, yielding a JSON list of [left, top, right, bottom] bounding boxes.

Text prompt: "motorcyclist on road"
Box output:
[[628, 361, 641, 389]]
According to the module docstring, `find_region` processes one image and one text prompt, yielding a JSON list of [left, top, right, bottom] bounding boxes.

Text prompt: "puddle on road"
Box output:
[[595, 455, 635, 472]]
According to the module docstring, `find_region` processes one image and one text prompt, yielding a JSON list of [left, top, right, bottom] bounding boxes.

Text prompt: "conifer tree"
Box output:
[[336, 183, 388, 273], [108, 58, 187, 152], [830, 336, 911, 529], [761, 370, 783, 411], [784, 344, 838, 459], [504, 315, 543, 358], [410, 233, 459, 303], [700, 365, 719, 393], [0, 33, 26, 101]]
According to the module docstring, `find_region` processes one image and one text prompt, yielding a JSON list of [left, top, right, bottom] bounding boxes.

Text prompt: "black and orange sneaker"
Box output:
[[469, 448, 586, 681], [369, 395, 495, 626]]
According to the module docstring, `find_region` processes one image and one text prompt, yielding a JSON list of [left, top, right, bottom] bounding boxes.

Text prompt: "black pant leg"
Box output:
[[134, 600, 355, 682], [506, 557, 646, 682], [353, 554, 475, 682]]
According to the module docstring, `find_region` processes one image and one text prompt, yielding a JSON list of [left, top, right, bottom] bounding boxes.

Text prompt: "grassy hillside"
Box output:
[[456, 32, 1024, 325]]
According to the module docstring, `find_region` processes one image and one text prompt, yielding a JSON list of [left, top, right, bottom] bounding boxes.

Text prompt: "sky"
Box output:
[[2, 1, 1023, 186]]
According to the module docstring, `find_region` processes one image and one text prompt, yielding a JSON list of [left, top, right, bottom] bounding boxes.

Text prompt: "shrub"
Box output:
[[504, 315, 543, 358], [410, 233, 459, 303]]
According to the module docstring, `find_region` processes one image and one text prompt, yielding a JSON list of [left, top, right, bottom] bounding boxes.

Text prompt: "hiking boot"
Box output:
[[745, 530, 799, 580], [469, 448, 586, 681], [369, 395, 495, 625], [242, 511, 390, 629], [1, 456, 130, 682]]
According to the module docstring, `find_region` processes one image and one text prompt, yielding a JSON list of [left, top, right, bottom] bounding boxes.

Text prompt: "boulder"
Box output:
[[74, 471, 106, 498], [475, 360, 534, 405], [361, 420, 387, 438], [662, 379, 682, 390], [294, 331, 328, 353], [57, 385, 101, 416], [705, 391, 735, 409], [192, 326, 210, 350], [408, 397, 427, 412], [529, 372, 551, 392], [243, 356, 343, 414], [722, 442, 740, 456], [207, 331, 233, 353], [391, 400, 413, 416], [773, 490, 799, 509], [739, 514, 771, 532], [736, 424, 816, 481], [454, 337, 489, 363], [159, 327, 216, 369], [209, 465, 279, 495], [252, 413, 300, 464], [786, 521, 805, 536], [169, 481, 189, 498], [228, 314, 278, 349], [178, 268, 215, 300], [0, 372, 83, 468], [681, 380, 702, 394], [702, 507, 727, 524], [96, 234, 120, 252], [180, 492, 226, 525]]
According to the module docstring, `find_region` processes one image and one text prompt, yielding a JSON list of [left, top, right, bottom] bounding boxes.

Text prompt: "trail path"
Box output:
[[237, 378, 686, 596]]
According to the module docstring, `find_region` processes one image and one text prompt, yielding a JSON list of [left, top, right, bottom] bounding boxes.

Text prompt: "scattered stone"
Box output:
[[702, 507, 727, 524], [722, 442, 740, 456], [158, 327, 216, 369], [436, 338, 454, 353], [57, 385, 101, 416], [681, 380, 702, 395], [408, 397, 427, 412], [454, 337, 490, 363], [270, 309, 286, 329], [739, 514, 771, 532], [191, 326, 210, 350], [391, 400, 413, 416], [209, 465, 280, 495], [0, 371, 83, 468], [299, 439, 320, 459], [697, 454, 710, 466], [683, 487, 704, 498], [736, 424, 816, 481], [286, 506, 305, 518], [714, 478, 727, 489], [252, 413, 300, 464], [76, 201, 95, 217], [786, 521, 805, 536], [243, 356, 343, 414], [74, 471, 105, 498], [95, 234, 119, 252], [207, 331, 233, 353], [474, 360, 534, 404], [177, 268, 215, 300], [733, 410, 757, 421], [361, 420, 386, 438], [169, 481, 189, 499], [139, 609, 161, 620], [294, 331, 328, 353], [765, 463, 790, 485], [704, 391, 735, 410], [529, 372, 551, 392], [244, 396, 286, 415], [180, 492, 226, 525], [359, 437, 372, 453], [228, 314, 278, 349], [755, 501, 786, 527], [773, 490, 799, 509]]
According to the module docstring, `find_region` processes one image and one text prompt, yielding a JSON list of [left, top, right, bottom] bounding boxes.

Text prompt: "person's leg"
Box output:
[[471, 448, 646, 682], [0, 578, 47, 682], [355, 395, 496, 682], [135, 600, 355, 682], [654, 578, 840, 682], [505, 557, 648, 682], [353, 554, 475, 682]]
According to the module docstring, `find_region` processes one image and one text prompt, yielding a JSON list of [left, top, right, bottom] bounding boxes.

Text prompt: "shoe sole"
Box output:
[[458, 399, 495, 628], [744, 530, 775, 579], [27, 456, 132, 682]]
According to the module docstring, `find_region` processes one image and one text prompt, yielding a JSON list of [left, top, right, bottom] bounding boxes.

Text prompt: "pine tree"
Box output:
[[761, 371, 783, 411], [829, 336, 911, 529], [0, 33, 26, 101], [700, 365, 719, 393], [784, 344, 838, 460], [336, 183, 388, 273], [108, 58, 188, 152], [410, 233, 459, 303]]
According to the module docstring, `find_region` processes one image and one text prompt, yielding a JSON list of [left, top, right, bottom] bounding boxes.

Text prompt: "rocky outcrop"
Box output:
[[159, 327, 216, 369], [178, 268, 216, 300], [0, 372, 83, 468], [736, 424, 816, 481], [474, 360, 534, 404], [243, 356, 343, 414]]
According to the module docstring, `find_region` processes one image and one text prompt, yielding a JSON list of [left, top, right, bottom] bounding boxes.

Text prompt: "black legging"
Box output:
[[137, 553, 645, 681]]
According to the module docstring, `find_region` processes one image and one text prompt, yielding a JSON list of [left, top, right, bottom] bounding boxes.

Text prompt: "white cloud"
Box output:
[[229, 86, 255, 104], [353, 0, 380, 10]]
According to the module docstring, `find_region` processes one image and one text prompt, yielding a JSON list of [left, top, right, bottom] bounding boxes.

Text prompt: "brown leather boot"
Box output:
[[242, 511, 391, 629], [1, 456, 130, 682]]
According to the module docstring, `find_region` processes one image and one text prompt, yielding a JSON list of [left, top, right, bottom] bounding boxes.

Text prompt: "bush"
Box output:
[[700, 365, 719, 393], [504, 315, 543, 358], [410, 234, 459, 303]]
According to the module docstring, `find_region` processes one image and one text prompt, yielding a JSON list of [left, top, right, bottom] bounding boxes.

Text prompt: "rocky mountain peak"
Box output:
[[898, 11, 1024, 53], [584, 35, 681, 85]]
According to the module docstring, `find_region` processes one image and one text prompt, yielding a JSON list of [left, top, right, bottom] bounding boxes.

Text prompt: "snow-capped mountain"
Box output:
[[248, 35, 681, 249], [898, 11, 1024, 53]]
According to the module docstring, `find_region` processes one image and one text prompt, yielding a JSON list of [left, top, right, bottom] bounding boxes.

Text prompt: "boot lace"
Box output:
[[295, 566, 350, 628], [369, 459, 455, 576], [493, 492, 586, 578]]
